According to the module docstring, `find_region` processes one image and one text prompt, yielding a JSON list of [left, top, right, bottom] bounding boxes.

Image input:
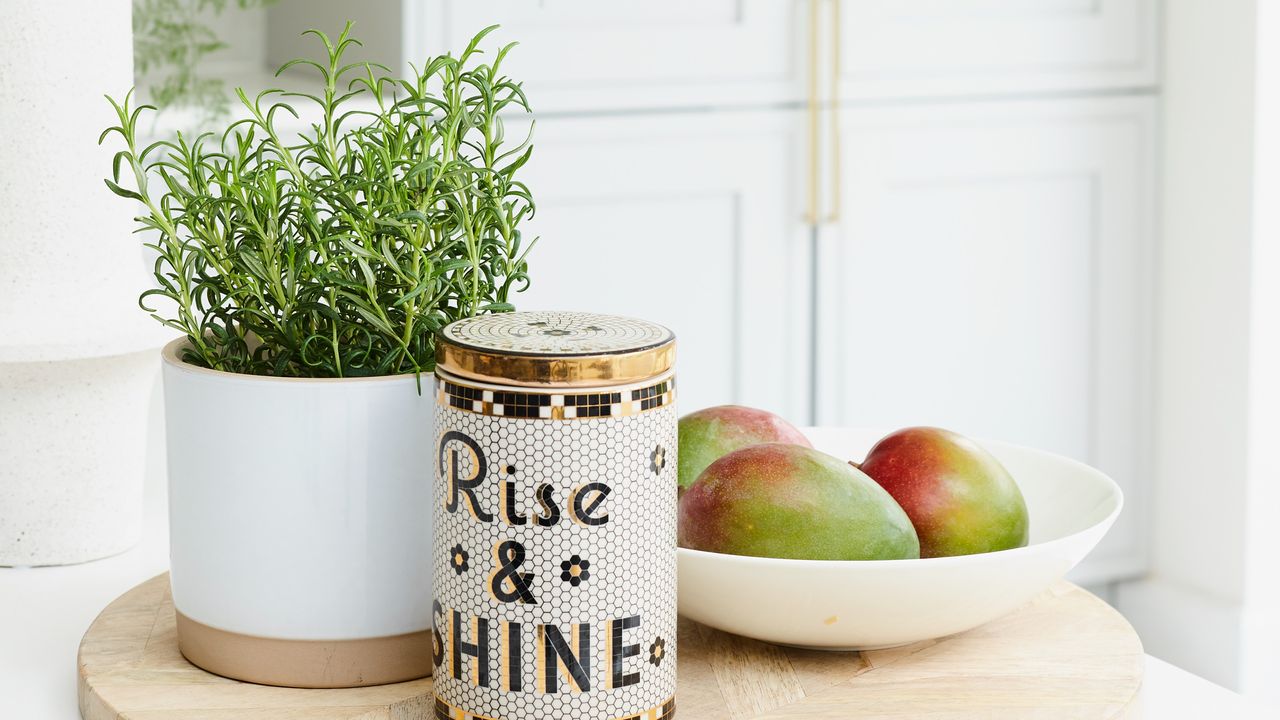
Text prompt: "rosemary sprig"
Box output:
[[102, 24, 537, 378]]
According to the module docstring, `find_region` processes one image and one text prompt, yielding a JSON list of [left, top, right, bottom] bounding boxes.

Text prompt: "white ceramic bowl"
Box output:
[[677, 427, 1123, 650]]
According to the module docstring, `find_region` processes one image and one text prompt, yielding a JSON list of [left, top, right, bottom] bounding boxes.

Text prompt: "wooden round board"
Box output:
[[79, 574, 1143, 719]]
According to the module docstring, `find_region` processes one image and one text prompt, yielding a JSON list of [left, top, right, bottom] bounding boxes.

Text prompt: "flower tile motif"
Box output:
[[559, 555, 591, 586], [649, 637, 667, 667], [450, 544, 469, 575], [650, 445, 666, 475]]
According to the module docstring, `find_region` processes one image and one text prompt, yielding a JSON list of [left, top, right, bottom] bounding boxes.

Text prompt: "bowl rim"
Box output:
[[678, 430, 1124, 569]]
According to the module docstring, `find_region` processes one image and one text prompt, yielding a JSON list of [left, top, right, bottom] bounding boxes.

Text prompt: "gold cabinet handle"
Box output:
[[806, 0, 821, 224], [825, 0, 841, 223], [806, 0, 841, 225]]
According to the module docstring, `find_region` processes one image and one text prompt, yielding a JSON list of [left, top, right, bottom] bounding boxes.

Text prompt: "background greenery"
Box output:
[[133, 0, 278, 120]]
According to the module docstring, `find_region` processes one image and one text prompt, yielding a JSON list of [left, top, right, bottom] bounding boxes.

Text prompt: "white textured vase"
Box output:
[[161, 340, 435, 688], [0, 351, 157, 566], [0, 2, 165, 566], [0, 0, 158, 361]]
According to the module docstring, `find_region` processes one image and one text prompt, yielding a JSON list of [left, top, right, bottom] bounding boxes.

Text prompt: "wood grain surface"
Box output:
[[78, 575, 1142, 719]]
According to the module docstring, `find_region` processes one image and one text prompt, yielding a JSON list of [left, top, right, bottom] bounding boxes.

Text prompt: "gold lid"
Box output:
[[436, 311, 675, 387]]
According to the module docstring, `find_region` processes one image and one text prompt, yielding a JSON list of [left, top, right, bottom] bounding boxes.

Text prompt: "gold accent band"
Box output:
[[436, 342, 675, 388], [175, 610, 432, 688], [433, 695, 675, 720]]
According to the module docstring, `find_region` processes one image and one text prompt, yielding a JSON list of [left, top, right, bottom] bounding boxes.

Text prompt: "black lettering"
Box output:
[[440, 431, 493, 522], [490, 540, 536, 604], [432, 600, 445, 668], [541, 623, 591, 693], [502, 479, 528, 526], [451, 610, 490, 687], [505, 621, 523, 692], [534, 483, 561, 527], [609, 615, 641, 689], [570, 482, 611, 526]]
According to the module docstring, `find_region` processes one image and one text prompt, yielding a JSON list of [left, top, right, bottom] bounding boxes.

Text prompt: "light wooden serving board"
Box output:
[[78, 574, 1142, 719]]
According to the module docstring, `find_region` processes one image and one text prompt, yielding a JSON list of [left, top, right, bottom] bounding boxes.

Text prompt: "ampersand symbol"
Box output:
[[490, 540, 536, 604]]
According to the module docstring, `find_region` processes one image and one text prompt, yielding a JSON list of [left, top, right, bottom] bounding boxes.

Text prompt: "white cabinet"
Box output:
[[816, 96, 1154, 582], [272, 0, 1156, 110], [416, 0, 802, 111], [512, 111, 812, 420], [838, 0, 1159, 99]]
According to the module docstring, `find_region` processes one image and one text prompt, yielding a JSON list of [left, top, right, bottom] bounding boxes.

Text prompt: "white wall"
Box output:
[[1240, 0, 1280, 703], [1116, 0, 1256, 690], [266, 0, 403, 73], [204, 1, 267, 72]]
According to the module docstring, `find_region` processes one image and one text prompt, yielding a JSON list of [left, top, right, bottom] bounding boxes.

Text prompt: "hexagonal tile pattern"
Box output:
[[433, 382, 678, 719]]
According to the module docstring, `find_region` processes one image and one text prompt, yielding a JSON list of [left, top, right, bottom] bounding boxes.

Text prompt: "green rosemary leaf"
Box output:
[[439, 258, 474, 273], [104, 179, 143, 201], [391, 281, 435, 308], [499, 146, 534, 177], [276, 58, 328, 77]]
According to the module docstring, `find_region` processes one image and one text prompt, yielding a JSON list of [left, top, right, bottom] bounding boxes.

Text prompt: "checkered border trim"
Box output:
[[437, 376, 675, 420], [433, 696, 675, 720]]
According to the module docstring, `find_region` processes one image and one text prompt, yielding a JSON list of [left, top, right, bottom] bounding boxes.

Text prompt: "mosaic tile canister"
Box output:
[[433, 311, 677, 720]]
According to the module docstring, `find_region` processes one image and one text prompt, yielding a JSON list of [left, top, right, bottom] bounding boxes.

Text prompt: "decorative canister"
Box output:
[[432, 311, 678, 720]]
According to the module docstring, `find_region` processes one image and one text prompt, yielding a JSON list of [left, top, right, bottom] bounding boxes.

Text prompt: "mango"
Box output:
[[678, 443, 920, 561], [858, 427, 1029, 558], [678, 405, 810, 493]]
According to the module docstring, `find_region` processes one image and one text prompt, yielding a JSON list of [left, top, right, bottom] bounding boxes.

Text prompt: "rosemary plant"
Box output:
[[102, 25, 537, 378]]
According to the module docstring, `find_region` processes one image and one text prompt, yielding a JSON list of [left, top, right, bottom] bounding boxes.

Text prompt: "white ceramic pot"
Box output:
[[161, 339, 434, 688], [0, 351, 155, 566]]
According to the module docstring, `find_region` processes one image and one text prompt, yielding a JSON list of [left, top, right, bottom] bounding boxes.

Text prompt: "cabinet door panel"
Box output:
[[279, 1, 1156, 109], [819, 97, 1154, 582], [839, 0, 1158, 99], [512, 111, 811, 421], [417, 0, 801, 112]]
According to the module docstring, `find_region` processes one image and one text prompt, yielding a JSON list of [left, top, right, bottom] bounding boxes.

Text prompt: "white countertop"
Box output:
[[0, 467, 1258, 718]]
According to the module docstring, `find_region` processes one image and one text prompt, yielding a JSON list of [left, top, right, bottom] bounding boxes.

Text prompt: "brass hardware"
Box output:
[[826, 0, 841, 223], [806, 0, 821, 224], [806, 0, 842, 224], [435, 312, 676, 387], [436, 343, 676, 388]]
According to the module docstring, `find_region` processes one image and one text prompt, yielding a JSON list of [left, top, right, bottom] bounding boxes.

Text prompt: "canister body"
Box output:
[[432, 369, 677, 719]]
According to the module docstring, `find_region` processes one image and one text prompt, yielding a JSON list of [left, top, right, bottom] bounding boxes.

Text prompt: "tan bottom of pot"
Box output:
[[175, 610, 433, 688]]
